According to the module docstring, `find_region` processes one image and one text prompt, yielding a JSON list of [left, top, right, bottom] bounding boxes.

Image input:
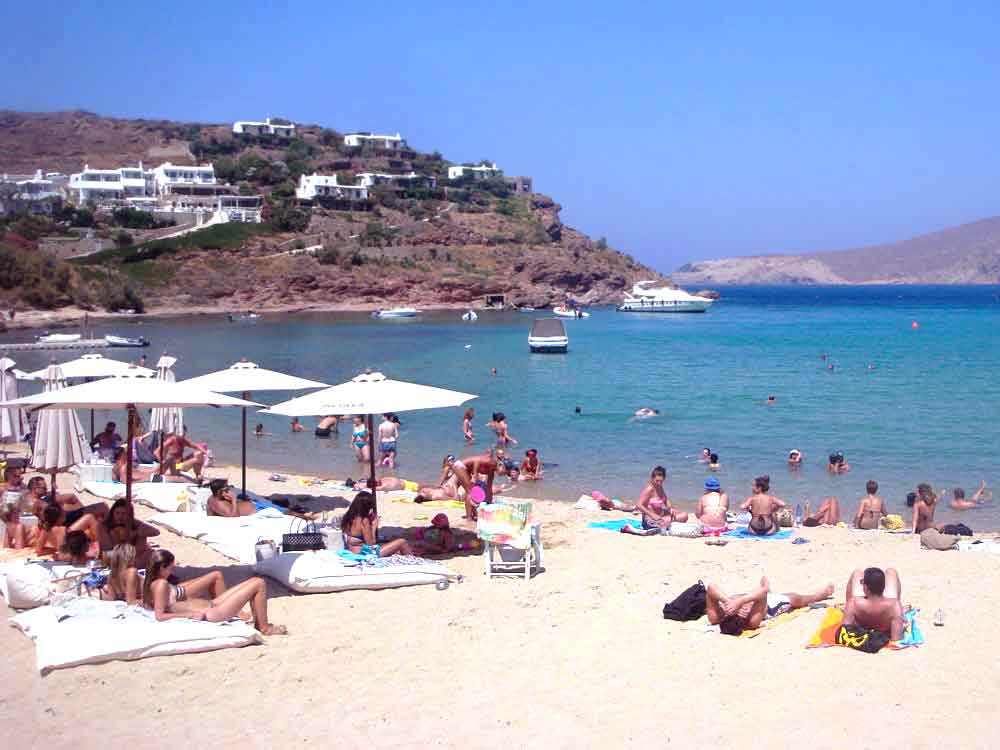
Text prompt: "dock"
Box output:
[[0, 339, 110, 352]]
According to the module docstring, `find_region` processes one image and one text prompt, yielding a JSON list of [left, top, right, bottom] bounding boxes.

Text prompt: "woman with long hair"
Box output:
[[100, 543, 140, 603], [340, 491, 412, 557], [462, 408, 475, 442], [142, 549, 287, 635]]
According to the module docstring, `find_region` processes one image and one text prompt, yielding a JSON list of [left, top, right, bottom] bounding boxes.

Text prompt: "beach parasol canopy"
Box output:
[[2, 370, 260, 506], [263, 371, 476, 508], [28, 364, 91, 488], [149, 354, 183, 437], [0, 357, 29, 444], [181, 360, 327, 499]]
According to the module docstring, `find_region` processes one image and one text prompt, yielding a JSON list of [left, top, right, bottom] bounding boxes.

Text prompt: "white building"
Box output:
[[150, 162, 218, 196], [68, 163, 155, 203], [232, 117, 296, 138], [355, 171, 434, 188], [343, 131, 406, 150], [0, 170, 64, 216], [447, 162, 501, 181], [296, 173, 369, 201]]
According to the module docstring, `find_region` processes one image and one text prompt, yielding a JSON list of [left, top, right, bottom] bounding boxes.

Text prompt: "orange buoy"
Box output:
[[911, 321, 919, 329]]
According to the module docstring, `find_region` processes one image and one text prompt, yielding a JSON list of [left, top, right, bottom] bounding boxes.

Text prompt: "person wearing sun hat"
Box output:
[[788, 449, 803, 466], [697, 476, 729, 533]]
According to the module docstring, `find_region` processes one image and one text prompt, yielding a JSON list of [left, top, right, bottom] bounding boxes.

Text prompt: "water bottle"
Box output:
[[794, 503, 803, 527]]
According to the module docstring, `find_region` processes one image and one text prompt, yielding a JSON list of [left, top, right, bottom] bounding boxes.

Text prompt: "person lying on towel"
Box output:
[[707, 576, 834, 636], [207, 479, 256, 517], [843, 567, 904, 641]]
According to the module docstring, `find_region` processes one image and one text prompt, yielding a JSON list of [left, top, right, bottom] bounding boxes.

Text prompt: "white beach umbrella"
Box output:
[[149, 354, 183, 437], [3, 370, 260, 509], [28, 354, 155, 439], [0, 357, 29, 445], [28, 364, 91, 490], [181, 360, 327, 499], [263, 371, 476, 508]]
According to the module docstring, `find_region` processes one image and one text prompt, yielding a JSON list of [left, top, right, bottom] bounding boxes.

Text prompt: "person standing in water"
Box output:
[[378, 413, 399, 469], [462, 408, 475, 442]]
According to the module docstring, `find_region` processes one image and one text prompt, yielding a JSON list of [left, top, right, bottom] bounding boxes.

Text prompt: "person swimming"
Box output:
[[634, 408, 660, 418]]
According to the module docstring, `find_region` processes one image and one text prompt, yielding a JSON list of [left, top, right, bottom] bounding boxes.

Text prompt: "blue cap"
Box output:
[[704, 477, 721, 491]]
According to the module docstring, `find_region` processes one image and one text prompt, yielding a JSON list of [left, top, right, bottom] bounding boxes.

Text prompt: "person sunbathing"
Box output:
[[155, 432, 206, 481], [340, 491, 412, 557], [57, 529, 96, 565], [706, 576, 834, 636], [99, 542, 141, 604], [843, 567, 904, 640], [143, 549, 287, 635], [519, 449, 543, 480], [34, 505, 68, 557], [912, 483, 942, 534], [740, 475, 786, 536], [416, 472, 463, 502], [696, 476, 729, 531], [1, 502, 29, 548], [802, 496, 841, 527], [412, 513, 455, 556], [26, 475, 104, 525], [853, 480, 886, 529], [636, 465, 688, 530], [73, 499, 159, 566], [206, 479, 256, 517]]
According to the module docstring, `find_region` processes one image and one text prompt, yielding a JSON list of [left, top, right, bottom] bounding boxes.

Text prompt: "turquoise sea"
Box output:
[[6, 285, 1000, 528]]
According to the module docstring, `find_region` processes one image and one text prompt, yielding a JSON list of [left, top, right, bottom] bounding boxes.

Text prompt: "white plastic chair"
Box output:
[[477, 500, 542, 581]]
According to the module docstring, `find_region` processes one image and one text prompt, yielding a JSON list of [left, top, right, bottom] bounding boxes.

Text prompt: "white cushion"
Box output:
[[4, 564, 54, 609], [254, 550, 455, 593]]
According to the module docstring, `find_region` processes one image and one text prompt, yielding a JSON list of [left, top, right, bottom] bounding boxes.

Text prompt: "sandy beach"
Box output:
[[2, 462, 998, 749]]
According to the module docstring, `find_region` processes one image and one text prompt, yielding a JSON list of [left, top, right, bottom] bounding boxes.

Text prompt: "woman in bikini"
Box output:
[[100, 543, 140, 604], [462, 408, 475, 443], [912, 483, 942, 533], [740, 475, 787, 536], [351, 416, 370, 463], [487, 412, 518, 447], [143, 549, 287, 635], [696, 476, 729, 532], [853, 480, 886, 530], [377, 413, 398, 469], [340, 491, 412, 557], [635, 466, 688, 531]]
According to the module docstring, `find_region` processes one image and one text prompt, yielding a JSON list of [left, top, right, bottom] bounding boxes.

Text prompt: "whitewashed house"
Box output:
[[69, 164, 155, 203], [0, 170, 64, 216], [151, 162, 225, 197], [296, 173, 369, 201], [447, 162, 501, 180], [355, 171, 435, 188], [232, 117, 296, 138], [343, 131, 406, 150]]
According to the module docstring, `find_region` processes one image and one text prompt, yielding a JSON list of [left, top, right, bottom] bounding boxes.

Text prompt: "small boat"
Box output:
[[37, 333, 81, 343], [373, 307, 418, 319], [104, 335, 150, 348], [518, 307, 536, 312], [552, 305, 589, 319], [529, 318, 569, 353], [228, 312, 260, 323], [461, 310, 478, 321], [617, 281, 713, 313]]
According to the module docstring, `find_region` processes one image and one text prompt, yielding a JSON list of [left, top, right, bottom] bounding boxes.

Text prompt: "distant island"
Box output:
[[672, 217, 1000, 284], [0, 110, 665, 322]]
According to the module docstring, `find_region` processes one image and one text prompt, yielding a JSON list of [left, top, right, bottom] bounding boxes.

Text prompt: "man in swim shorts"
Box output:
[[706, 576, 834, 636], [842, 567, 904, 640]]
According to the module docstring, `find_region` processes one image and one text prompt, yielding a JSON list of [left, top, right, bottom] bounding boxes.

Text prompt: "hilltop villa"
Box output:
[[296, 173, 369, 201], [447, 162, 501, 180], [343, 132, 406, 150], [232, 117, 296, 138], [355, 171, 436, 189]]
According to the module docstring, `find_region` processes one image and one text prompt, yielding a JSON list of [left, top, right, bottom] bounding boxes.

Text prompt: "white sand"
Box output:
[[2, 463, 998, 749]]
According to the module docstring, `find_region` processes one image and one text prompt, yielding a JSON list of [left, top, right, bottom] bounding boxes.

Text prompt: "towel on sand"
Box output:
[[724, 526, 793, 540], [806, 606, 923, 650], [587, 518, 643, 531]]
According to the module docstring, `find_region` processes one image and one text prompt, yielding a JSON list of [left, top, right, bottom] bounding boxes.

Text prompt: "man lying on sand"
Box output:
[[843, 567, 904, 640], [706, 576, 834, 636]]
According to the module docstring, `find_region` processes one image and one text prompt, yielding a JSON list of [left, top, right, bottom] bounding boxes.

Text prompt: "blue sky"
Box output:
[[3, 2, 1000, 273]]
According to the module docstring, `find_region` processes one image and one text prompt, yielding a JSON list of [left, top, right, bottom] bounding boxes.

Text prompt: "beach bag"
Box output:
[[942, 523, 973, 537], [835, 624, 891, 653], [255, 538, 278, 562], [663, 580, 707, 621], [668, 521, 703, 538], [920, 528, 958, 551], [282, 518, 324, 552]]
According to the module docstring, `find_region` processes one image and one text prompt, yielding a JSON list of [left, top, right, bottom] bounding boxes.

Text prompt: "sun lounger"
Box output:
[[150, 508, 301, 564], [10, 597, 262, 674], [254, 550, 458, 593], [82, 480, 196, 512]]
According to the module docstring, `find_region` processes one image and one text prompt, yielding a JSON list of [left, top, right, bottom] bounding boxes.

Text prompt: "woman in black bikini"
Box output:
[[740, 476, 787, 536]]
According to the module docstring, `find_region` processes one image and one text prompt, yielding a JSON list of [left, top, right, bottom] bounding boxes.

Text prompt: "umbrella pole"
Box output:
[[126, 405, 135, 536], [240, 397, 248, 500], [50, 469, 57, 496], [367, 413, 377, 512], [157, 429, 165, 477], [87, 377, 93, 441]]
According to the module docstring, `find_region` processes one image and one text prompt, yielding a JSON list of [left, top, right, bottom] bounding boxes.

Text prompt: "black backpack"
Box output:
[[942, 523, 973, 536], [663, 581, 707, 621]]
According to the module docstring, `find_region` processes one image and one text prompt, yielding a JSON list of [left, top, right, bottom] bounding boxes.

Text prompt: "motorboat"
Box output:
[[461, 310, 478, 321], [518, 307, 536, 312], [228, 312, 260, 323], [372, 307, 418, 319], [552, 305, 590, 319], [529, 318, 569, 353], [37, 333, 81, 343], [104, 334, 150, 348], [617, 281, 713, 313]]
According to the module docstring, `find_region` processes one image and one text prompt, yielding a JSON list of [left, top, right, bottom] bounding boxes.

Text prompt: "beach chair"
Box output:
[[476, 500, 542, 581]]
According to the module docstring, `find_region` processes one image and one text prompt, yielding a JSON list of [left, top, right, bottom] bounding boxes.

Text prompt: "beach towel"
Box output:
[[587, 518, 644, 531], [724, 526, 793, 540], [392, 495, 465, 509], [738, 606, 811, 638], [806, 606, 923, 651]]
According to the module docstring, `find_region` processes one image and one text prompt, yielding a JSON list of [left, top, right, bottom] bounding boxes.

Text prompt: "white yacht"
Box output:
[[461, 310, 478, 321], [528, 318, 568, 353], [552, 305, 590, 319], [36, 333, 81, 343], [617, 281, 713, 313], [372, 307, 418, 319]]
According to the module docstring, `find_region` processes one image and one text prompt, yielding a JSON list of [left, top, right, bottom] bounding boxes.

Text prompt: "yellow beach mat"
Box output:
[[739, 606, 812, 638]]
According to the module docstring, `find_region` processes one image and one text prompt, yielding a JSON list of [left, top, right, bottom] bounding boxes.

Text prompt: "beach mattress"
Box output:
[[9, 597, 262, 674], [1, 560, 91, 609], [254, 550, 457, 593], [150, 508, 300, 564], [83, 480, 195, 512]]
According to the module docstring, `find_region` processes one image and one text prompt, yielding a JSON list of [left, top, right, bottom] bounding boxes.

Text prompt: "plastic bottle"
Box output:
[[794, 503, 803, 527]]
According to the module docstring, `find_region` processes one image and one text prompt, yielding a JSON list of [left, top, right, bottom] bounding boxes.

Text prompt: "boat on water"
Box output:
[[228, 312, 260, 323], [617, 281, 713, 313], [104, 334, 150, 348], [373, 307, 418, 319], [36, 333, 81, 344], [518, 307, 536, 312], [461, 310, 478, 321], [529, 318, 569, 353], [552, 305, 590, 319]]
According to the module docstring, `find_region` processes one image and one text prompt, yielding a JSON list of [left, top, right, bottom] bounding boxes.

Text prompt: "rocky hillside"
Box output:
[[672, 217, 1000, 285], [0, 111, 663, 312]]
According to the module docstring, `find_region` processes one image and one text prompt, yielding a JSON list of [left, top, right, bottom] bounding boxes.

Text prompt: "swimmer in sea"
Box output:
[[709, 453, 720, 471], [699, 448, 711, 463], [634, 408, 660, 419], [766, 395, 776, 404], [949, 481, 991, 511], [788, 449, 803, 467]]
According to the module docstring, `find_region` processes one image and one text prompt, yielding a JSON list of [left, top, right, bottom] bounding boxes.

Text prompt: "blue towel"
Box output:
[[723, 526, 794, 540], [253, 498, 287, 513], [899, 609, 925, 647], [587, 518, 643, 531]]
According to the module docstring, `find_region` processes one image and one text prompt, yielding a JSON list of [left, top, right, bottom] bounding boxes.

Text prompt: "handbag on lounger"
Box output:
[[281, 519, 324, 552]]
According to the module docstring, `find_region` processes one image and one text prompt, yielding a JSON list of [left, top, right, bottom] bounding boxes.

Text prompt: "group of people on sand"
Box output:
[[89, 418, 210, 485]]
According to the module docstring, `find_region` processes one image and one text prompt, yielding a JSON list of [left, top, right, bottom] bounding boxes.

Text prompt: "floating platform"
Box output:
[[0, 338, 110, 351]]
